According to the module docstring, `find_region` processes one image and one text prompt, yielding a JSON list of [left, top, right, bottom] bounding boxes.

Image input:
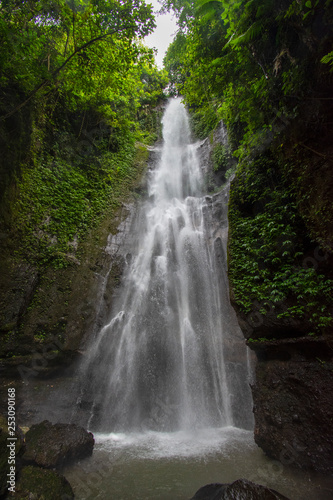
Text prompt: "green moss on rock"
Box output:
[[23, 420, 94, 468], [0, 427, 8, 497], [0, 414, 25, 498], [15, 465, 74, 500]]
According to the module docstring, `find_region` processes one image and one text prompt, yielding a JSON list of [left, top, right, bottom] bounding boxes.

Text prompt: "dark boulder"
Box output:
[[0, 414, 24, 498], [190, 483, 226, 500], [190, 479, 290, 500], [251, 344, 333, 474], [14, 465, 74, 499], [22, 420, 94, 468]]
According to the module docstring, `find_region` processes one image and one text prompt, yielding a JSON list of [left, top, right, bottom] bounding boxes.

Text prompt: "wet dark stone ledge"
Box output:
[[248, 335, 333, 474], [246, 335, 331, 362], [190, 478, 290, 499]]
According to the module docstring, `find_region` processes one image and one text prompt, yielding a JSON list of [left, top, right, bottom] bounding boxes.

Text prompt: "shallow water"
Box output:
[[62, 427, 333, 500]]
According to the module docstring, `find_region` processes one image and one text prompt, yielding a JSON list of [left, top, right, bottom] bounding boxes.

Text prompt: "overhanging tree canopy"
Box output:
[[0, 0, 157, 120]]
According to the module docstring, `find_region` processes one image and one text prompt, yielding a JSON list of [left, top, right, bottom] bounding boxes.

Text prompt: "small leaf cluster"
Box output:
[[212, 143, 229, 173]]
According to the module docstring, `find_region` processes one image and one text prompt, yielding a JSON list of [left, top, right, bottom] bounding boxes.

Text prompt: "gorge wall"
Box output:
[[227, 98, 333, 473], [0, 96, 163, 395], [192, 105, 333, 474], [1, 88, 332, 479]]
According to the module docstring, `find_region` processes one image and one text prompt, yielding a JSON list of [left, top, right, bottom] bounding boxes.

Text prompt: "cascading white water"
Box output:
[[78, 98, 252, 433]]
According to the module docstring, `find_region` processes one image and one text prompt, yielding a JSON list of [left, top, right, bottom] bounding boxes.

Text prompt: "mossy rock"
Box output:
[[0, 427, 8, 497], [23, 420, 94, 468], [0, 414, 25, 498], [14, 465, 74, 499]]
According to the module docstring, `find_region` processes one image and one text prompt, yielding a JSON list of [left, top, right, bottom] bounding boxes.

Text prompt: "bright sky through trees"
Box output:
[[144, 0, 177, 68]]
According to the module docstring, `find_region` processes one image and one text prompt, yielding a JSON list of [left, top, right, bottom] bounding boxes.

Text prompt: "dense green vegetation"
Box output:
[[1, 3, 332, 485], [12, 133, 140, 267], [163, 0, 333, 331], [0, 0, 168, 268], [0, 0, 332, 340], [164, 0, 332, 148], [228, 153, 333, 332]]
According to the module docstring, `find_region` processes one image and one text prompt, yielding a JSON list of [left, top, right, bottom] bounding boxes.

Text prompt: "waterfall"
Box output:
[[77, 98, 253, 433]]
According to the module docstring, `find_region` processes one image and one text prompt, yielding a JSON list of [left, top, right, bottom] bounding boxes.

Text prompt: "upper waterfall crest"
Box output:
[[149, 98, 202, 202]]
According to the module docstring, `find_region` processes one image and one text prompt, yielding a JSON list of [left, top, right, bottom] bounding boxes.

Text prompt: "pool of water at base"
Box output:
[[62, 427, 333, 500]]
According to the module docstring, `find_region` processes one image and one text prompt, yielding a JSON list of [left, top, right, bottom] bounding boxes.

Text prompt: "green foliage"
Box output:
[[164, 0, 333, 157], [189, 106, 220, 138], [0, 0, 156, 123], [225, 166, 236, 180], [161, 0, 196, 29], [321, 51, 333, 70], [163, 31, 188, 95], [136, 63, 169, 142], [0, 0, 168, 272], [212, 143, 228, 172], [11, 130, 138, 268], [228, 154, 333, 330], [163, 0, 333, 336]]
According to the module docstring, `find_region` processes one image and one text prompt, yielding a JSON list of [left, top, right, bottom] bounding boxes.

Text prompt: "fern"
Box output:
[[227, 20, 264, 47], [321, 51, 333, 70]]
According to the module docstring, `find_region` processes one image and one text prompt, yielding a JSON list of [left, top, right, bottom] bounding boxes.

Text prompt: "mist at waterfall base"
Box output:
[[63, 99, 333, 499]]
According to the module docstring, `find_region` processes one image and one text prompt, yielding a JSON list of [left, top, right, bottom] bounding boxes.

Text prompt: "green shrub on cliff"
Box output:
[[11, 133, 136, 267], [228, 153, 333, 331]]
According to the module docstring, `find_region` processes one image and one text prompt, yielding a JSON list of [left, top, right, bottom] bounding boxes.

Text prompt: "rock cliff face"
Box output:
[[0, 92, 165, 387], [196, 120, 236, 193], [227, 103, 333, 473], [250, 337, 333, 474], [0, 192, 136, 380], [0, 145, 150, 388]]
